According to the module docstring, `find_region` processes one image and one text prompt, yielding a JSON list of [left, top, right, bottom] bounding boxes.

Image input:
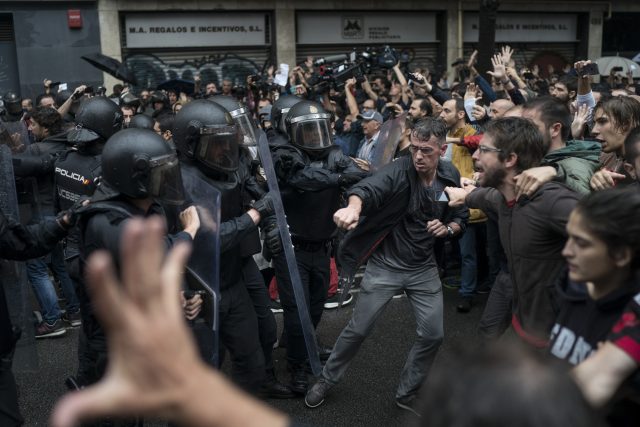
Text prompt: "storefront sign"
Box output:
[[464, 13, 577, 43], [297, 12, 437, 45], [125, 13, 268, 48]]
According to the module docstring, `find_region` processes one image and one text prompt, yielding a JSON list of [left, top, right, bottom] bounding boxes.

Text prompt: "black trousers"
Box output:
[[272, 244, 330, 364], [0, 364, 22, 427], [242, 257, 277, 370], [218, 281, 266, 393]]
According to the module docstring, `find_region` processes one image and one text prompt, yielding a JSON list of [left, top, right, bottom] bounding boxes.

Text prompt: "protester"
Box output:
[[12, 106, 81, 337], [305, 118, 468, 414], [446, 117, 580, 347], [590, 97, 640, 190], [550, 188, 640, 366]]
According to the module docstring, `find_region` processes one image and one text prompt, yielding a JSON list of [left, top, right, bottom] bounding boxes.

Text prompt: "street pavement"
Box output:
[[16, 284, 488, 427]]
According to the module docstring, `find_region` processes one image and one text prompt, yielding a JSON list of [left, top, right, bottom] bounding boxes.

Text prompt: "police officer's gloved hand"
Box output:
[[252, 191, 277, 218], [262, 223, 283, 256], [338, 173, 362, 187], [57, 198, 90, 229]]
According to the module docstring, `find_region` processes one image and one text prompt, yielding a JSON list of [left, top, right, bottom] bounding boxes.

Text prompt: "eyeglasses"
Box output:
[[409, 145, 436, 155], [477, 145, 503, 154]]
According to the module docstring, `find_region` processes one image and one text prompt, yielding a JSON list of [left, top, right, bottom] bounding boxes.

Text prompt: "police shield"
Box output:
[[181, 164, 221, 367], [369, 112, 407, 172], [0, 144, 38, 372], [255, 129, 322, 376], [2, 119, 30, 153]]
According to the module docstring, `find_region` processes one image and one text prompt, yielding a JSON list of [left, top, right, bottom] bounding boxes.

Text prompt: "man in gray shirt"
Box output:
[[305, 118, 468, 414]]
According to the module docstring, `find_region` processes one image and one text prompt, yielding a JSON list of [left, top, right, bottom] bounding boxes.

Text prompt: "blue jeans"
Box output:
[[27, 242, 79, 323], [459, 222, 482, 298], [322, 260, 443, 399]]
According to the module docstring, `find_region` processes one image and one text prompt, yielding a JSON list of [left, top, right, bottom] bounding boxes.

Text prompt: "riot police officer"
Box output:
[[54, 96, 123, 316], [1, 92, 29, 151], [173, 99, 280, 395], [207, 96, 294, 398], [77, 128, 199, 425], [269, 100, 368, 394]]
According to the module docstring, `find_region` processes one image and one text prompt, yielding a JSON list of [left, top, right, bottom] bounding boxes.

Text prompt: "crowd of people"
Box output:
[[0, 42, 639, 427]]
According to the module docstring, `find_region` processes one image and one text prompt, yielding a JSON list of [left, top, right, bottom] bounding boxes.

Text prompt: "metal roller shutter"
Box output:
[[463, 43, 578, 69], [121, 48, 274, 90], [120, 12, 274, 90]]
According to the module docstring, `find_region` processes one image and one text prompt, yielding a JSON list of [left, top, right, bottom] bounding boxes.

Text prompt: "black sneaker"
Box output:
[[456, 296, 473, 313], [35, 319, 66, 338], [62, 310, 82, 327], [305, 377, 333, 408], [324, 290, 353, 309], [396, 395, 421, 417], [269, 299, 283, 314]]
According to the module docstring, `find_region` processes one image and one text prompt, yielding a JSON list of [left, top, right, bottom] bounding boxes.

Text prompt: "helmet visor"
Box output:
[[197, 125, 240, 172], [148, 153, 185, 205], [290, 116, 333, 151], [231, 109, 258, 147]]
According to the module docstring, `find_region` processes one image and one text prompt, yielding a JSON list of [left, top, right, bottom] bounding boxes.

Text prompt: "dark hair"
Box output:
[[414, 97, 433, 117], [411, 117, 447, 146], [594, 96, 640, 134], [484, 117, 545, 172], [35, 93, 55, 107], [557, 75, 577, 95], [523, 96, 572, 142], [30, 106, 65, 136], [156, 114, 175, 134], [624, 126, 640, 163], [416, 342, 603, 427], [575, 188, 640, 270]]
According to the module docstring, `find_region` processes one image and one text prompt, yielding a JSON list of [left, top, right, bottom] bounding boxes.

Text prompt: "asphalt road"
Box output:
[[15, 284, 488, 427]]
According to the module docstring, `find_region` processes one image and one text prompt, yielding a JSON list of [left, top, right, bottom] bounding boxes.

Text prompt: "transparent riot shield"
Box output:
[[256, 130, 322, 376], [181, 165, 221, 367], [2, 119, 30, 153], [0, 144, 38, 372], [369, 112, 407, 172]]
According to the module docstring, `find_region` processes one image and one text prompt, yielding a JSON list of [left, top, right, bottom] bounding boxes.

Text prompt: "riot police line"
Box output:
[[0, 86, 371, 426]]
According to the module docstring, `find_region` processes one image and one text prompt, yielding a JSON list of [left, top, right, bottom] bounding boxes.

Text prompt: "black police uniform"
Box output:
[[0, 211, 68, 427], [180, 157, 266, 393], [76, 127, 187, 426], [271, 127, 367, 391]]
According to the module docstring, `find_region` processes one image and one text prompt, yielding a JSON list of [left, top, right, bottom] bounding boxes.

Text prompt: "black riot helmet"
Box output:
[[285, 101, 333, 152], [172, 99, 241, 173], [98, 128, 183, 204], [128, 114, 155, 130], [2, 92, 23, 116], [209, 95, 258, 146], [272, 95, 302, 135], [68, 96, 123, 146]]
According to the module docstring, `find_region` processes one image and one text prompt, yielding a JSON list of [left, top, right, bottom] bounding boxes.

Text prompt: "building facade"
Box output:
[[0, 0, 638, 96]]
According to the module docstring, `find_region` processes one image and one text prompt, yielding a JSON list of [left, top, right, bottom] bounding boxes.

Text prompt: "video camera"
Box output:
[[309, 45, 403, 94]]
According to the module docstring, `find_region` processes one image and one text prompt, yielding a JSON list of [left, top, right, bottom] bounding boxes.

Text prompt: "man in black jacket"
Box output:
[[305, 118, 468, 414], [13, 106, 80, 337]]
